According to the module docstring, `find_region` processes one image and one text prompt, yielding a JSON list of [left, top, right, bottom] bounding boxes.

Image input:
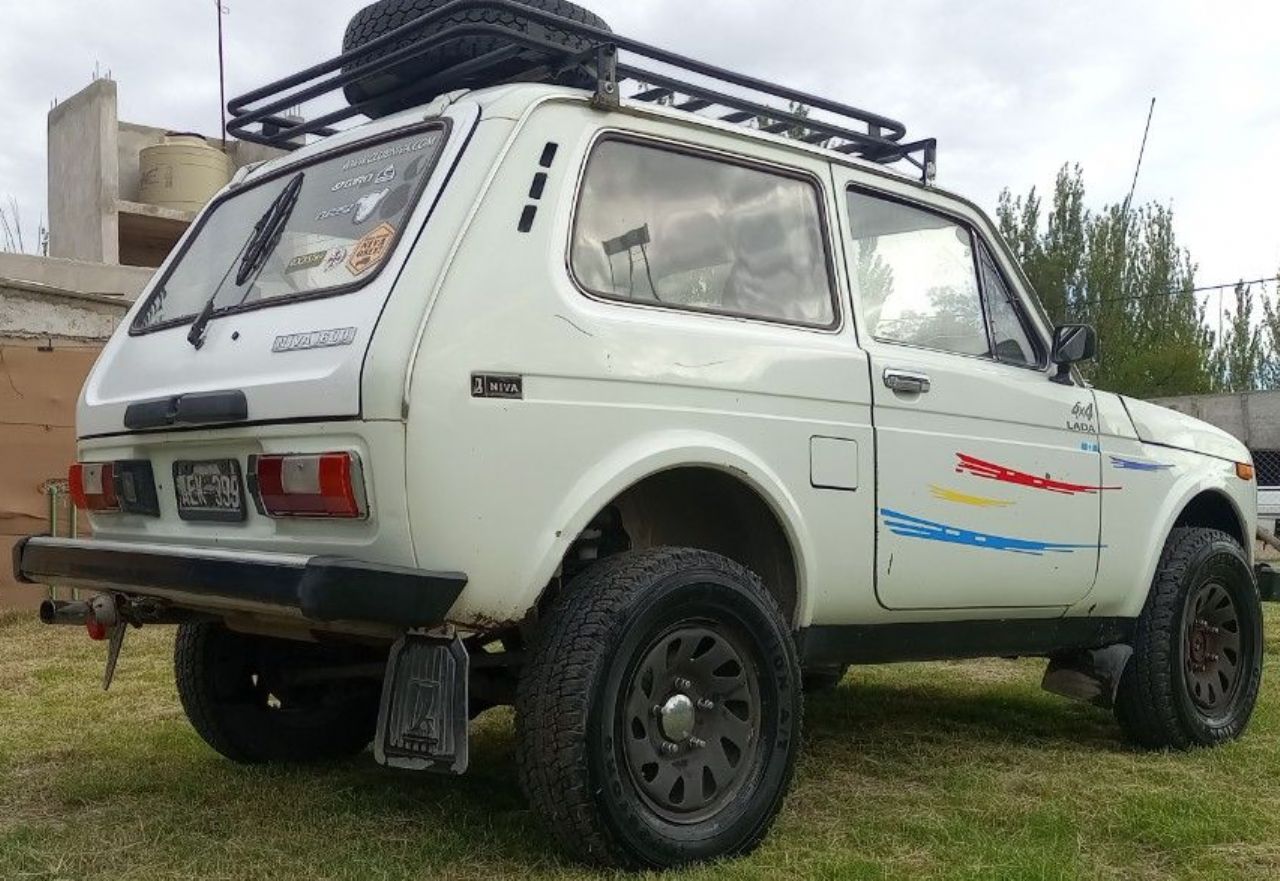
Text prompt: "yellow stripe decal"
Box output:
[[930, 485, 1015, 508]]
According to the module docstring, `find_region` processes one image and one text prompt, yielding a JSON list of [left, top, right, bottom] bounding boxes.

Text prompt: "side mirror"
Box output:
[[1050, 324, 1097, 384]]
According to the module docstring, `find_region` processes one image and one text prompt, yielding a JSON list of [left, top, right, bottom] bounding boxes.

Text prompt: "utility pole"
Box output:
[[216, 2, 228, 148]]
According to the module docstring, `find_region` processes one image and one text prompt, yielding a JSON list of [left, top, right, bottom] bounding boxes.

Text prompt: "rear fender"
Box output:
[[523, 430, 816, 626]]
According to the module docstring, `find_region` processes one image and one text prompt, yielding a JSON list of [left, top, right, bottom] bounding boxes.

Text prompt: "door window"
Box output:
[[847, 189, 1045, 367], [846, 190, 988, 356], [572, 139, 837, 328]]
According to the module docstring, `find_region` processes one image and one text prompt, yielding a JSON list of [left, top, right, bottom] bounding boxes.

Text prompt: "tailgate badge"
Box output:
[[272, 327, 358, 353]]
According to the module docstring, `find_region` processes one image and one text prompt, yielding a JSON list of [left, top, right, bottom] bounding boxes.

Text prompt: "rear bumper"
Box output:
[[14, 536, 466, 629]]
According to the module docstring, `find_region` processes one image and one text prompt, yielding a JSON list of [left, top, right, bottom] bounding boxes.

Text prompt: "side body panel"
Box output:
[[404, 99, 879, 628]]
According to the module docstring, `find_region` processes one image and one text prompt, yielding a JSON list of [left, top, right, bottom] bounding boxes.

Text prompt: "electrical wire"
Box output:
[[1073, 275, 1276, 308]]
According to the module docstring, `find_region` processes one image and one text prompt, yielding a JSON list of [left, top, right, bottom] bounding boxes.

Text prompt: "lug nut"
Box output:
[[696, 698, 715, 711], [660, 742, 680, 756], [688, 737, 707, 750], [652, 705, 663, 717], [674, 678, 693, 692]]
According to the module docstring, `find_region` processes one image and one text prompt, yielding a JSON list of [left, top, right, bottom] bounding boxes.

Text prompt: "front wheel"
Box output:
[[515, 548, 802, 868], [1114, 527, 1263, 750]]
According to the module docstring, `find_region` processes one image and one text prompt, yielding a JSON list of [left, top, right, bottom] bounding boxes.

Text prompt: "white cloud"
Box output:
[[1, 0, 1276, 293]]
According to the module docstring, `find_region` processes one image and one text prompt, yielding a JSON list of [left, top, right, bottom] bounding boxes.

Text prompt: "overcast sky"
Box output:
[[2, 0, 1277, 311]]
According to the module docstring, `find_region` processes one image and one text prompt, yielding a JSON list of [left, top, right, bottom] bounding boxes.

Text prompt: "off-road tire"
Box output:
[[342, 0, 611, 118], [802, 665, 849, 694], [514, 548, 802, 868], [1114, 527, 1262, 750], [175, 622, 381, 764]]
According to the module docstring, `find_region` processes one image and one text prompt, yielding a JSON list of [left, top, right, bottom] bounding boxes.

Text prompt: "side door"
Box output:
[[832, 172, 1104, 610]]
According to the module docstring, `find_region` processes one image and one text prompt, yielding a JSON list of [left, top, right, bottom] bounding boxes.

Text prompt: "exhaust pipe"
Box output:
[[39, 599, 92, 626]]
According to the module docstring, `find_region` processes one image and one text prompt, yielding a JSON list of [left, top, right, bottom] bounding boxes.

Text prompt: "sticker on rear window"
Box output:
[[331, 164, 397, 193], [285, 250, 327, 274], [348, 223, 396, 275], [322, 246, 348, 272], [340, 133, 442, 171]]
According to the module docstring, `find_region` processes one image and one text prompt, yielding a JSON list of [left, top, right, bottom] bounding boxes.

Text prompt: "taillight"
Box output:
[[69, 463, 119, 512], [68, 460, 159, 515], [250, 452, 367, 519]]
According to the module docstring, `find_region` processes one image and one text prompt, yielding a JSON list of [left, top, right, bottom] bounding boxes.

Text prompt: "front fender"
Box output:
[[1088, 454, 1251, 620]]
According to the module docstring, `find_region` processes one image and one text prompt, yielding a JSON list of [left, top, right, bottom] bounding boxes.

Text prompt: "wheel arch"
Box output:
[[1173, 488, 1249, 549], [1113, 478, 1253, 619], [525, 432, 815, 628]]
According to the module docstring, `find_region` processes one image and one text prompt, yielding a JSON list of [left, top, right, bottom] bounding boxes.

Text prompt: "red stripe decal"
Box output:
[[956, 453, 1120, 495]]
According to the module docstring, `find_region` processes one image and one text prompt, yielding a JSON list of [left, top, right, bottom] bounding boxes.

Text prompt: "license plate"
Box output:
[[173, 459, 246, 522]]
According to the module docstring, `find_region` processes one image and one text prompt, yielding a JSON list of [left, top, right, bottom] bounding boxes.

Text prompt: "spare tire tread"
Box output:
[[343, 0, 610, 117]]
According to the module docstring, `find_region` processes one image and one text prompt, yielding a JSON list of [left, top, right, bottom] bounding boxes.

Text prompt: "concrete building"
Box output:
[[0, 79, 281, 610], [1150, 391, 1280, 453], [47, 77, 279, 267]]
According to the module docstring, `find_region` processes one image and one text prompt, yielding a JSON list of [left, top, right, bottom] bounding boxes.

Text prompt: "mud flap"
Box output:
[[1041, 643, 1133, 708], [374, 634, 469, 773]]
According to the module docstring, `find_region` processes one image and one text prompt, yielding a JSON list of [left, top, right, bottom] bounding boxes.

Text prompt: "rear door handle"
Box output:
[[883, 369, 931, 395]]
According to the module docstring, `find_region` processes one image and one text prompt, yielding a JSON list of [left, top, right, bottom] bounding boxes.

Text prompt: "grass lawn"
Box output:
[[3, 608, 1280, 881]]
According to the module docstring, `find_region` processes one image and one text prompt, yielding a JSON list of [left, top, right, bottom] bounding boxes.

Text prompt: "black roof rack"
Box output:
[[227, 0, 938, 183]]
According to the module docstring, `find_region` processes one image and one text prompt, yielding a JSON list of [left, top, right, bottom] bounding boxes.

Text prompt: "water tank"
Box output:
[[139, 134, 233, 213]]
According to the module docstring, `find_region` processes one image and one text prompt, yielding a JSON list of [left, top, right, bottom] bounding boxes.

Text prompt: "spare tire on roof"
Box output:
[[342, 0, 612, 118]]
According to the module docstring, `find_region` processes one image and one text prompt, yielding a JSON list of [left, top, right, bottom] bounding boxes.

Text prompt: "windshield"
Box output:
[[133, 124, 448, 332]]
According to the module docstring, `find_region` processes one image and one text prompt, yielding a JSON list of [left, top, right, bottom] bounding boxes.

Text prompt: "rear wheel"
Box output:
[[174, 622, 381, 764], [1114, 527, 1263, 750], [515, 548, 802, 868]]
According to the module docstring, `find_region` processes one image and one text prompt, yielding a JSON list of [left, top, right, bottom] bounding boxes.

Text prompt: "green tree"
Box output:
[[998, 166, 1216, 398], [1212, 282, 1265, 392], [1262, 275, 1280, 389]]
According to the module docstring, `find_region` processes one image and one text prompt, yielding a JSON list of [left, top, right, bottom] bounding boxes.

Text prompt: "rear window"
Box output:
[[132, 124, 448, 333], [570, 139, 837, 328]]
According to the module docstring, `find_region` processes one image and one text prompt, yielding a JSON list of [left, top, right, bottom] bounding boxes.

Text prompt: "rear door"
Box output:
[[833, 173, 1104, 610], [79, 105, 478, 438]]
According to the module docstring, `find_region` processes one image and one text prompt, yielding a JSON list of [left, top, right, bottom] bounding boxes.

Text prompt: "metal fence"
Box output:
[[41, 479, 78, 600], [1256, 450, 1280, 489]]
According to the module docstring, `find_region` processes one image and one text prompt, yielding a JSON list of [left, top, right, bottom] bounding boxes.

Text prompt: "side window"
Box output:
[[979, 243, 1043, 367], [846, 190, 989, 357], [571, 139, 836, 327]]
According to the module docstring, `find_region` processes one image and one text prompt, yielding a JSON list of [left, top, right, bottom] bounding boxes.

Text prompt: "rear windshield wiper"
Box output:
[[187, 172, 305, 350]]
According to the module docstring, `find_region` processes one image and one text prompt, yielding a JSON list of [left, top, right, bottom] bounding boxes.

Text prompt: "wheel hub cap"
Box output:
[[620, 623, 762, 825], [1184, 580, 1242, 713], [658, 693, 695, 742]]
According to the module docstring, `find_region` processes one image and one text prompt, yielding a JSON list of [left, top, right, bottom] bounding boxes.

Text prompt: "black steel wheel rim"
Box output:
[[1183, 579, 1244, 715], [618, 620, 762, 825]]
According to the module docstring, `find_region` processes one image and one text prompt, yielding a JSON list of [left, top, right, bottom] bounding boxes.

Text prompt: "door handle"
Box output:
[[883, 369, 931, 395]]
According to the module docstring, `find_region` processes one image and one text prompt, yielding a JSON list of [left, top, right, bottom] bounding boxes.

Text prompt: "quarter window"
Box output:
[[979, 243, 1042, 367], [571, 140, 836, 327], [846, 190, 989, 357]]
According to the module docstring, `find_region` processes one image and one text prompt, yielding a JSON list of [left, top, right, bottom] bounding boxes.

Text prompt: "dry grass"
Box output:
[[3, 610, 1280, 880]]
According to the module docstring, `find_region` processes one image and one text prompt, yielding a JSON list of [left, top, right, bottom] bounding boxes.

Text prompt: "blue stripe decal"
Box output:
[[880, 509, 1100, 556], [1110, 455, 1174, 472]]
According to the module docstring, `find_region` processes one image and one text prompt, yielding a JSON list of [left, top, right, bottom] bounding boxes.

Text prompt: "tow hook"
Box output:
[[39, 595, 129, 690]]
